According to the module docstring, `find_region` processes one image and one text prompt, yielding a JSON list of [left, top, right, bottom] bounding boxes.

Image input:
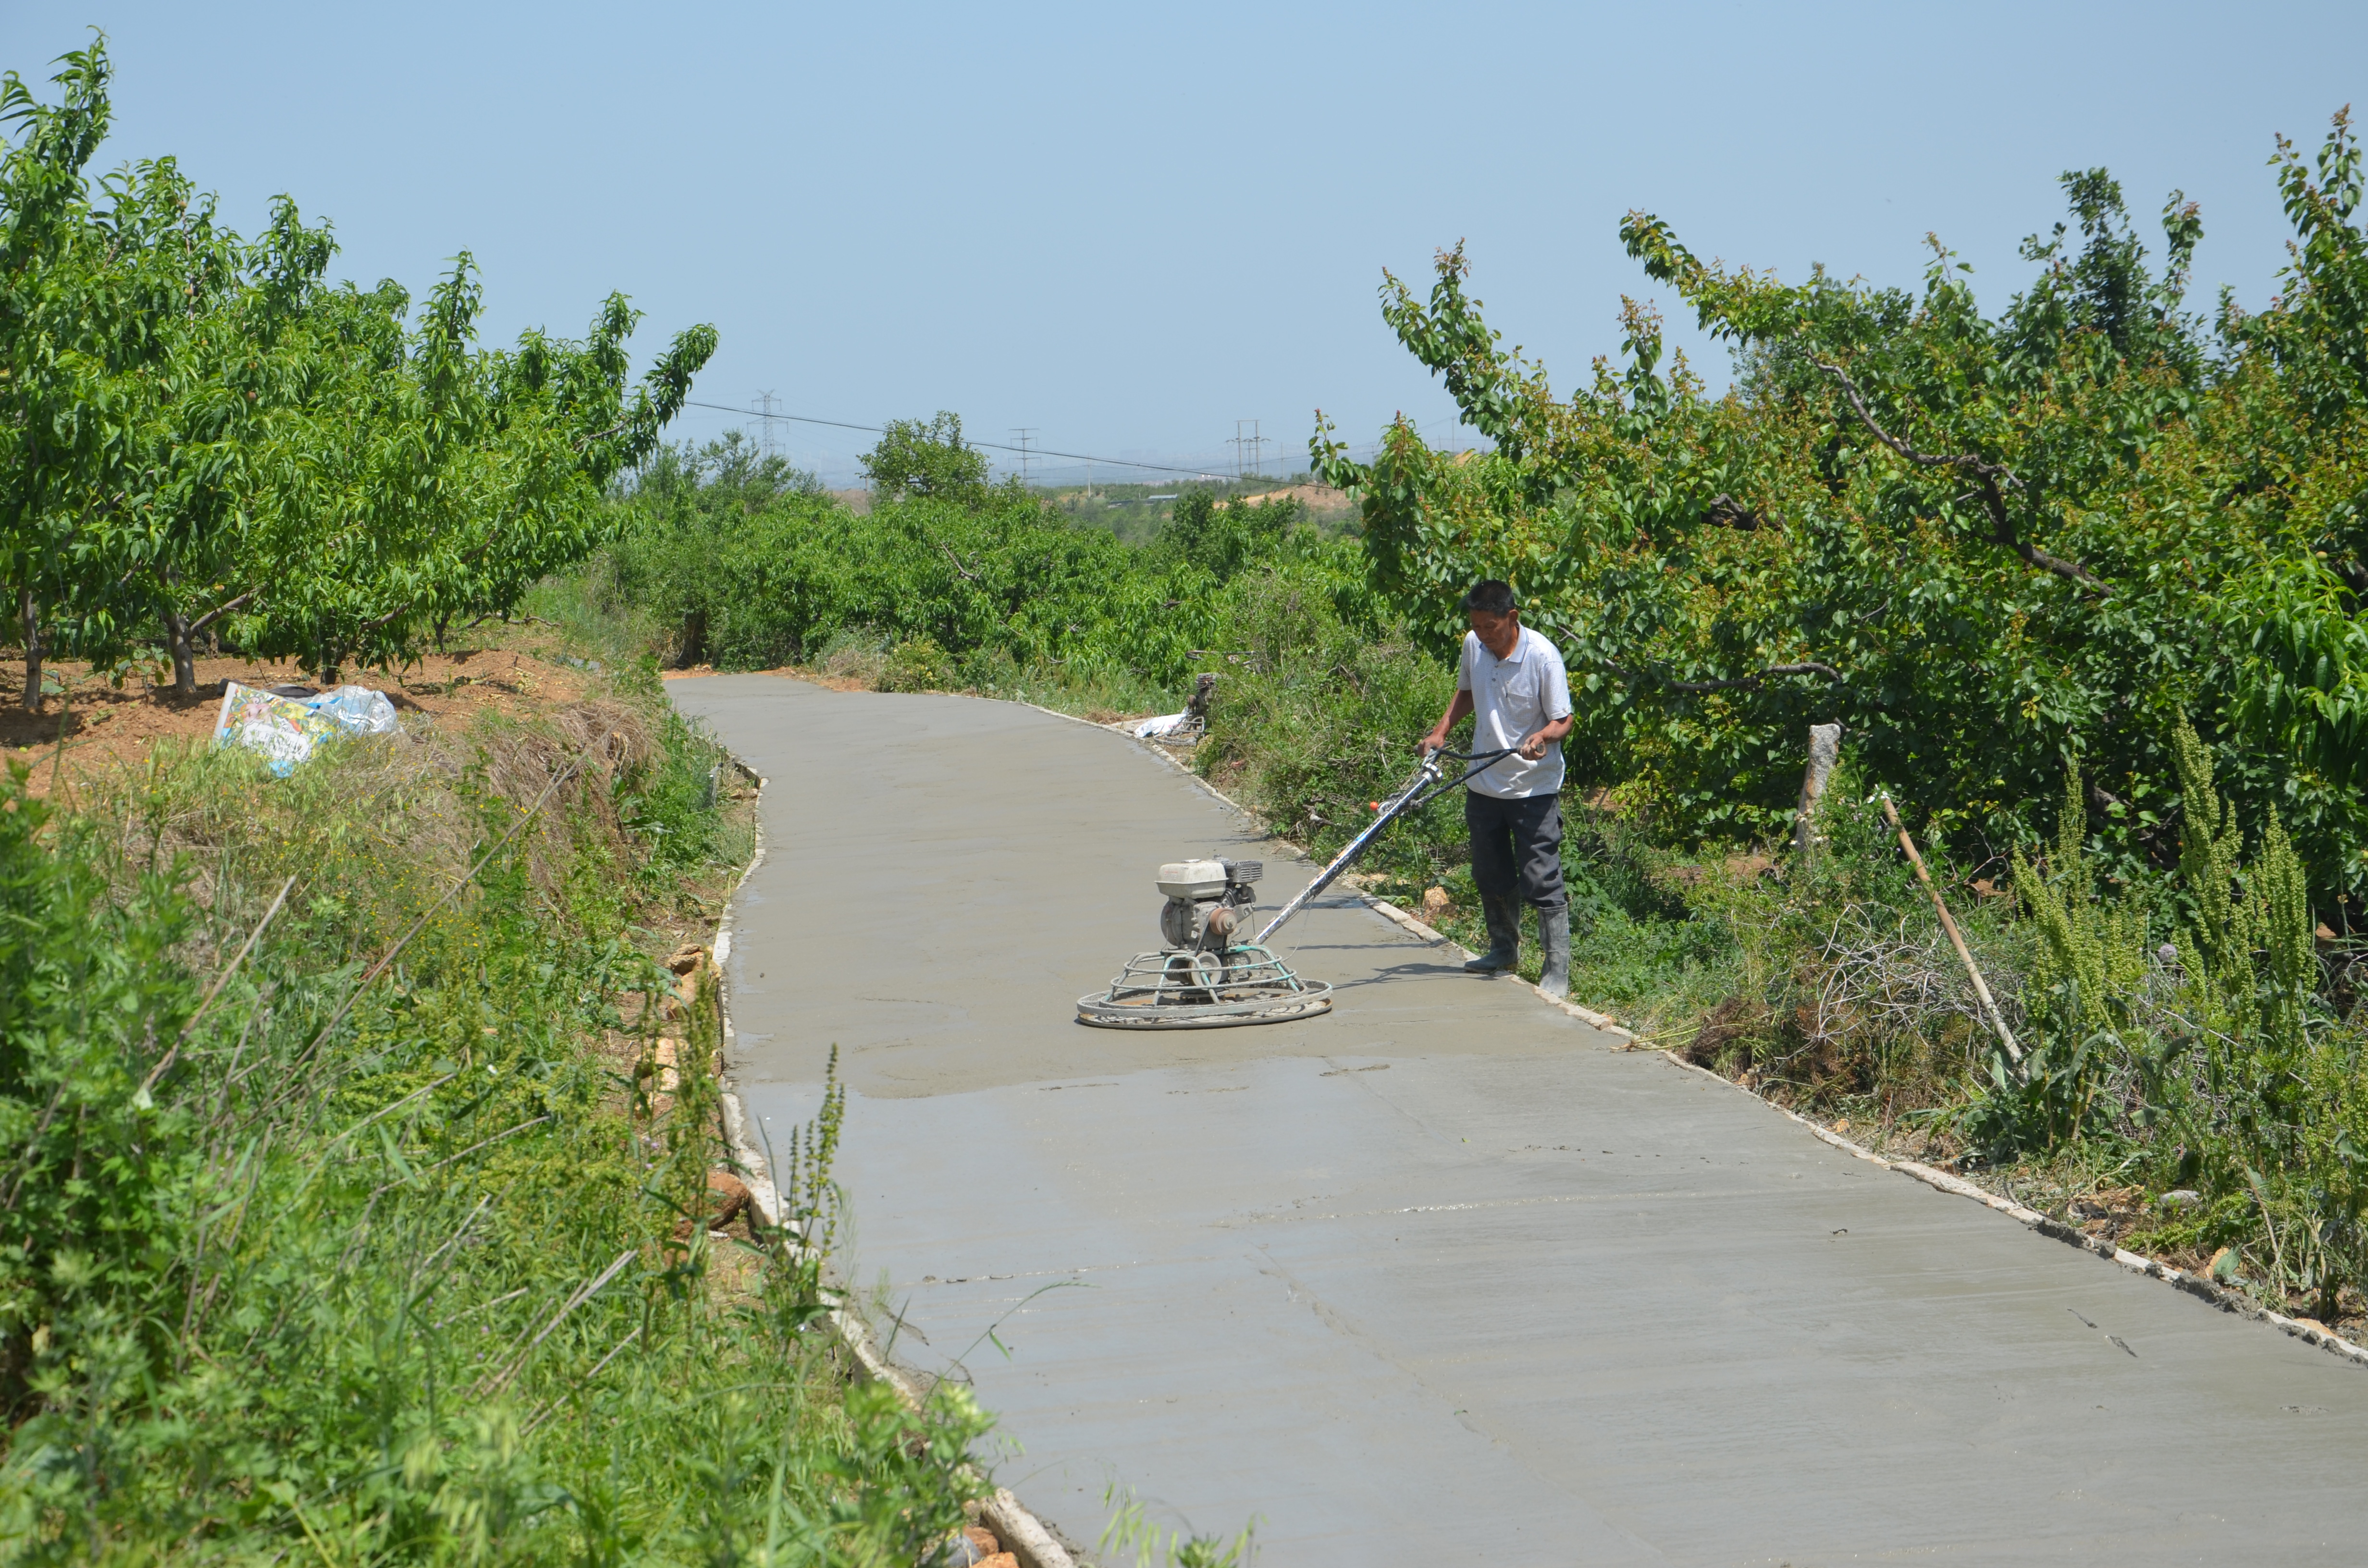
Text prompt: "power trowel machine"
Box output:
[[1075, 746, 1512, 1029]]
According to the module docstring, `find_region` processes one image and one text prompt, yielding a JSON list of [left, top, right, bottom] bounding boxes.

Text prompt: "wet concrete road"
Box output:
[[673, 674, 2368, 1565]]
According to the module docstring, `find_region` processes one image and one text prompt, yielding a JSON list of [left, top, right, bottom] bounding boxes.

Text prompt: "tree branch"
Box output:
[[1666, 661, 1843, 692], [1816, 362, 2109, 595], [356, 600, 410, 637], [1816, 363, 1992, 474], [1973, 471, 2109, 592], [572, 418, 629, 453], [1603, 659, 1844, 692], [186, 589, 254, 636]]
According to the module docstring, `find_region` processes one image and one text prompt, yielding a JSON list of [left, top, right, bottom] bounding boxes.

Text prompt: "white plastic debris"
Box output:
[[309, 684, 400, 736], [1133, 710, 1192, 740], [1133, 674, 1218, 742], [214, 681, 400, 775]]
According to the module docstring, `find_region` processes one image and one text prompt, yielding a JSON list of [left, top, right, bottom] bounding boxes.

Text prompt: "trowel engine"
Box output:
[[1073, 855, 1330, 1028], [1076, 742, 1519, 1030], [1156, 858, 1262, 952]]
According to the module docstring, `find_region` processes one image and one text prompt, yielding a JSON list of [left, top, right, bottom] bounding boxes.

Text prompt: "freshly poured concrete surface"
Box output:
[[674, 674, 2368, 1564]]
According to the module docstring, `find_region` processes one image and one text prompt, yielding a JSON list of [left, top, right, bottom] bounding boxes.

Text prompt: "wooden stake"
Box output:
[[1879, 792, 2022, 1065]]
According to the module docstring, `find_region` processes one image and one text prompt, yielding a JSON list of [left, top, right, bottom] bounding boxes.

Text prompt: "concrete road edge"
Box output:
[[704, 752, 1086, 1568]]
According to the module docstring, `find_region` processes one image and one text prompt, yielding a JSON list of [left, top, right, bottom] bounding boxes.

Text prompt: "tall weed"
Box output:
[[0, 690, 987, 1563]]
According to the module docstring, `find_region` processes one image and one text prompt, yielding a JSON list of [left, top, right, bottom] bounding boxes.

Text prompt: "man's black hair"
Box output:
[[1461, 579, 1517, 616]]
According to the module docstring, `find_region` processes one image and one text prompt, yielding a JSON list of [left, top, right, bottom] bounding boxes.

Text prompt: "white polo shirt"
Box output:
[[1458, 625, 1574, 799]]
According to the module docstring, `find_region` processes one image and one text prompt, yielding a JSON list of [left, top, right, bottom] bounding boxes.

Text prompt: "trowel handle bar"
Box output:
[[1249, 748, 1514, 947]]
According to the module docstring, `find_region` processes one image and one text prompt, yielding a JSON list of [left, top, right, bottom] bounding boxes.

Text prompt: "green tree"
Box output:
[[1314, 118, 2368, 902], [0, 36, 719, 694], [860, 411, 989, 503], [0, 37, 130, 710]]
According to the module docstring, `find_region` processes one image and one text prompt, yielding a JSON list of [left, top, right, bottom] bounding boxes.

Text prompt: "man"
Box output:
[[1418, 580, 1575, 999]]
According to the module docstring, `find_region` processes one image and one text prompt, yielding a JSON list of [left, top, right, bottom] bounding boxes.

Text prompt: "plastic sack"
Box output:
[[1133, 710, 1191, 740], [310, 684, 399, 736], [213, 681, 398, 775]]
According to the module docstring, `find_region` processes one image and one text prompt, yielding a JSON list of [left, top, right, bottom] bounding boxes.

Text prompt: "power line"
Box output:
[[677, 400, 1247, 477], [1232, 418, 1269, 480], [673, 398, 1488, 484]]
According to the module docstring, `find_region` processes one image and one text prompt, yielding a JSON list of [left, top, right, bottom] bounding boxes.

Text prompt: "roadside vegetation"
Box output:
[[580, 418, 1381, 721], [573, 110, 2368, 1341], [0, 648, 1026, 1561], [0, 39, 1048, 1566]]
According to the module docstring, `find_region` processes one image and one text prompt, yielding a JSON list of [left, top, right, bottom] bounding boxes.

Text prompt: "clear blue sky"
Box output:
[[5, 3, 2362, 485]]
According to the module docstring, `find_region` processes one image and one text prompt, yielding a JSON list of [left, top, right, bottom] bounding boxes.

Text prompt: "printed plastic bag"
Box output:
[[213, 683, 340, 775], [213, 681, 400, 775]]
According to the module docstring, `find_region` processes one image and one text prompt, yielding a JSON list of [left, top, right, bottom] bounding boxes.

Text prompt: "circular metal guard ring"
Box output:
[[1075, 983, 1333, 1029], [1077, 944, 1333, 1029]]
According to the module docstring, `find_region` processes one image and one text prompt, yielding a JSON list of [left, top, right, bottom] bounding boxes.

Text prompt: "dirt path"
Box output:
[[677, 672, 2368, 1565]]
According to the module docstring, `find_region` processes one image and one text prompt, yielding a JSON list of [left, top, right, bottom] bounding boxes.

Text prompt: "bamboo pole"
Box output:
[[1879, 792, 2022, 1065]]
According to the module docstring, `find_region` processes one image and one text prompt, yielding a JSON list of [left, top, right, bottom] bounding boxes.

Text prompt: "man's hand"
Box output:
[[1517, 714, 1572, 760], [1423, 689, 1474, 759]]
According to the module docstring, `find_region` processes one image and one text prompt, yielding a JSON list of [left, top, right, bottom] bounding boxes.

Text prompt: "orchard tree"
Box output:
[[0, 38, 124, 710], [0, 35, 718, 699], [1316, 118, 2368, 901], [861, 411, 989, 503]]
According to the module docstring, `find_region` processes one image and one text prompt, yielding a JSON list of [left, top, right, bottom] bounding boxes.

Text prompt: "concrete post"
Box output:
[[1794, 722, 1843, 858]]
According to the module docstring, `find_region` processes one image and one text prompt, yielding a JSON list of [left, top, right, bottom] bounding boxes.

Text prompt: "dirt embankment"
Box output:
[[1233, 481, 1355, 517], [0, 646, 602, 796]]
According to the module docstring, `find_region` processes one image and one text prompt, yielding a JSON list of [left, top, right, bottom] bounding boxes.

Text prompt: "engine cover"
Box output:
[[1157, 859, 1229, 900]]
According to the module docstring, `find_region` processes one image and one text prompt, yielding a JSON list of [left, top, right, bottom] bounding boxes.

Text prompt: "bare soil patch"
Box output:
[[0, 646, 598, 796], [1234, 481, 1355, 517]]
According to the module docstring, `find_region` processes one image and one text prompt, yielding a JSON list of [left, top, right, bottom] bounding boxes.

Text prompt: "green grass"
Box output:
[[0, 666, 996, 1563]]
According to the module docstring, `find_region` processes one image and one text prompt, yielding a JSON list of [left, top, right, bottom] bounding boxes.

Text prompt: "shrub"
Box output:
[[878, 636, 956, 693]]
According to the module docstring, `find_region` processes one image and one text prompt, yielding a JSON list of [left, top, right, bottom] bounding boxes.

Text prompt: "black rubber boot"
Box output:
[[1536, 902, 1570, 999], [1465, 893, 1521, 973]]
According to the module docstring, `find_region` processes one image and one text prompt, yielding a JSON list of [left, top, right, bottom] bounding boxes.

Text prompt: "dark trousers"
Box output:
[[1466, 789, 1566, 910]]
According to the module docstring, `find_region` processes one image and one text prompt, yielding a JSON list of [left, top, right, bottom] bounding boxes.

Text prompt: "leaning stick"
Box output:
[[481, 1248, 638, 1397], [146, 875, 299, 1099], [1878, 792, 2022, 1065]]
